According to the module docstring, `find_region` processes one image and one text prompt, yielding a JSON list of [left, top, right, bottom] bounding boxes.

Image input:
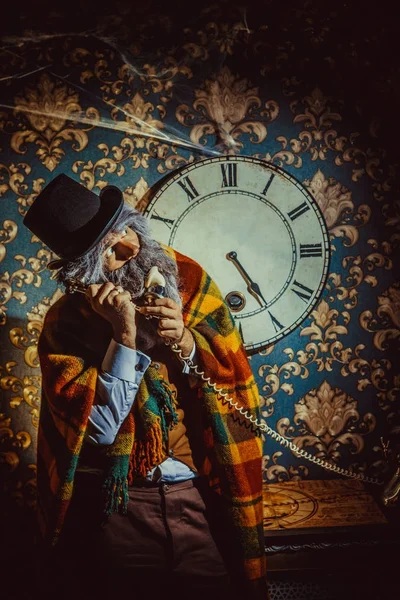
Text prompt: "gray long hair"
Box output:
[[55, 203, 181, 305]]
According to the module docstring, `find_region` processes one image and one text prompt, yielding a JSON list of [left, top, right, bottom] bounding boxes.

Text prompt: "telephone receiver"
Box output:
[[65, 266, 166, 317], [64, 269, 384, 489]]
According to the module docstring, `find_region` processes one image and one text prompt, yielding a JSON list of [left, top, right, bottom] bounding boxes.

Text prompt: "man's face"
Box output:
[[102, 227, 140, 272]]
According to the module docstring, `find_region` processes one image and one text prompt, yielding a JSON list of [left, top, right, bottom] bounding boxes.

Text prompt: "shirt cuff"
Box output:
[[182, 342, 197, 375], [102, 338, 151, 382]]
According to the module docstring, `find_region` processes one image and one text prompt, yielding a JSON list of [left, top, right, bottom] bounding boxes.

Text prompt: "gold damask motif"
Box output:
[[184, 21, 252, 58], [0, 270, 31, 327], [1, 290, 61, 441], [269, 87, 389, 191], [342, 355, 398, 412], [9, 288, 63, 368], [298, 281, 398, 410], [63, 47, 94, 82], [176, 66, 279, 152], [0, 363, 41, 429], [111, 92, 165, 136], [258, 353, 309, 419], [70, 48, 133, 96], [155, 151, 192, 175], [0, 246, 53, 326], [252, 148, 303, 169], [10, 73, 100, 171], [270, 290, 397, 413], [353, 283, 400, 410], [317, 256, 398, 412], [0, 162, 44, 214], [297, 298, 352, 372], [65, 47, 192, 104], [0, 413, 31, 475], [123, 177, 150, 211], [140, 59, 193, 103], [262, 450, 309, 483], [328, 240, 392, 311], [72, 138, 189, 190], [277, 380, 376, 463], [289, 87, 342, 161], [261, 227, 396, 422], [0, 219, 17, 263], [360, 283, 400, 351], [304, 169, 371, 246], [258, 261, 393, 418]]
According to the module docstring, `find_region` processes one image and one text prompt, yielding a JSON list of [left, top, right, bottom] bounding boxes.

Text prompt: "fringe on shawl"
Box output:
[[152, 378, 179, 439], [105, 378, 179, 495], [128, 424, 164, 480], [102, 455, 130, 515]]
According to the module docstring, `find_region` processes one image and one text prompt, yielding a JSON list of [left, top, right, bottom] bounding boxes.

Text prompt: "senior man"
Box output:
[[24, 174, 267, 600]]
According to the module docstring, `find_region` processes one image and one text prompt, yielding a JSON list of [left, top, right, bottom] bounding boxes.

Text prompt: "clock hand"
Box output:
[[226, 251, 268, 307]]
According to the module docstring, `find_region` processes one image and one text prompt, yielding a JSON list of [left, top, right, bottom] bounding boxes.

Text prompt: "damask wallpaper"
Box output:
[[0, 0, 399, 595]]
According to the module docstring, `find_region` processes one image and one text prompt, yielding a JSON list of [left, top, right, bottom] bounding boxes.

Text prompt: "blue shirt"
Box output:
[[86, 339, 197, 483]]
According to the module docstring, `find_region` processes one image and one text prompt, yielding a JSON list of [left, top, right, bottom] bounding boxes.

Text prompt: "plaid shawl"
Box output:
[[37, 248, 266, 593]]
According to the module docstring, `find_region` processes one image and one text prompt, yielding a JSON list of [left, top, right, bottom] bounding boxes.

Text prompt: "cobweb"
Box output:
[[0, 11, 249, 165]]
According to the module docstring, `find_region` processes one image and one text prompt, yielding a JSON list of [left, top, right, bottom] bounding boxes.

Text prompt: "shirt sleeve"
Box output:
[[87, 338, 198, 445], [86, 339, 151, 445], [181, 343, 198, 375]]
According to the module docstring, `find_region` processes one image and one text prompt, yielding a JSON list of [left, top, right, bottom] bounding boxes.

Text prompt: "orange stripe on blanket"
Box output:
[[216, 436, 263, 465], [59, 480, 74, 501], [227, 500, 263, 529]]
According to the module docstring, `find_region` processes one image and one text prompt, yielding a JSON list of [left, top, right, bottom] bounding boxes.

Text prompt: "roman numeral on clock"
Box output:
[[150, 211, 175, 229], [261, 174, 275, 196], [300, 243, 323, 258], [268, 311, 284, 333], [288, 202, 310, 221], [177, 176, 199, 201], [291, 280, 314, 302], [221, 163, 238, 187]]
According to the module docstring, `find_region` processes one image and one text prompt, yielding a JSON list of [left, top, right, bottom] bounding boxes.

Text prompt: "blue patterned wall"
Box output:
[[1, 0, 399, 518]]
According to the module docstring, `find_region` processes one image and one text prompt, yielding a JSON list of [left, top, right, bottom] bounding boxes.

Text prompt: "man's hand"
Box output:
[[140, 298, 194, 356], [86, 283, 137, 349]]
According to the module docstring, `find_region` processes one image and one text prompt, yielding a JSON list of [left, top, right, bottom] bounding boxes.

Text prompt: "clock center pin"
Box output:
[[226, 291, 246, 312]]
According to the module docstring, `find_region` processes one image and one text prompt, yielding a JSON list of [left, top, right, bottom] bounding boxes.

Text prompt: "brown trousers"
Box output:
[[38, 474, 239, 600]]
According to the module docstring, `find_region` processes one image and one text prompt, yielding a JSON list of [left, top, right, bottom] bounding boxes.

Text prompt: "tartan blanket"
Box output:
[[37, 247, 266, 593]]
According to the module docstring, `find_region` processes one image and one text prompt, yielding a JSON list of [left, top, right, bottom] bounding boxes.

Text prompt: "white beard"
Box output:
[[106, 241, 181, 353]]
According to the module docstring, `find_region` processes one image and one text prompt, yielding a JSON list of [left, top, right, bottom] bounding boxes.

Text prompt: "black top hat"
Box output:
[[23, 174, 124, 264]]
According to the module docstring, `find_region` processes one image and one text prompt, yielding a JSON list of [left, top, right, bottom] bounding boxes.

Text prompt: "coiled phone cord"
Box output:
[[171, 343, 383, 486]]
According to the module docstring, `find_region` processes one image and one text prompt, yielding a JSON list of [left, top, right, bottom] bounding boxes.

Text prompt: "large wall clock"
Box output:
[[145, 156, 330, 352]]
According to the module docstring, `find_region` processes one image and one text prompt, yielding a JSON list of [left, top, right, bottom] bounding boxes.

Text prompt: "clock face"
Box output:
[[145, 156, 330, 352]]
